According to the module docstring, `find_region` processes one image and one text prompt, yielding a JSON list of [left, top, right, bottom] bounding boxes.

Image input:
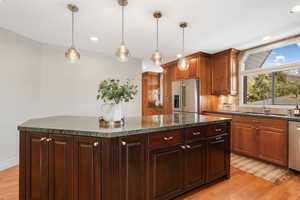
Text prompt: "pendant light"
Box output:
[[178, 22, 189, 71], [65, 4, 80, 63], [116, 0, 130, 62], [150, 11, 164, 66]]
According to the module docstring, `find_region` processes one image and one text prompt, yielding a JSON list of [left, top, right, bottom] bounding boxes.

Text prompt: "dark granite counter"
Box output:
[[18, 113, 231, 138], [204, 110, 300, 122]]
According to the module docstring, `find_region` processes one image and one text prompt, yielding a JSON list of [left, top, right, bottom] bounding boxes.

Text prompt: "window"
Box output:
[[241, 40, 300, 106]]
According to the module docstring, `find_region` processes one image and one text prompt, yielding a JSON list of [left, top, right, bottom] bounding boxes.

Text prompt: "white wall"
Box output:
[[0, 28, 142, 170], [39, 44, 142, 118], [0, 28, 42, 170]]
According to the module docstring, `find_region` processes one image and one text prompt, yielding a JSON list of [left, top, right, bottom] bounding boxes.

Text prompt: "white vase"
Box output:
[[101, 103, 122, 122]]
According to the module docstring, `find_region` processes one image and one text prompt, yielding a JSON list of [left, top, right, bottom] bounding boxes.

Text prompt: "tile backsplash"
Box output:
[[216, 95, 294, 115]]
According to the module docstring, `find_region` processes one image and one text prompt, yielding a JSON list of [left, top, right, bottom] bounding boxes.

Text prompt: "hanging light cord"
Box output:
[[182, 27, 185, 55], [72, 10, 74, 47], [122, 5, 125, 43], [156, 18, 159, 50]]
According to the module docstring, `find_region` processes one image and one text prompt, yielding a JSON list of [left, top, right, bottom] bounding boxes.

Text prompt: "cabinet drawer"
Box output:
[[185, 126, 206, 142], [148, 130, 184, 149], [207, 123, 227, 136]]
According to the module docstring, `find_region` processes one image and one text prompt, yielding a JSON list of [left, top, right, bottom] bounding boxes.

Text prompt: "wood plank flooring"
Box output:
[[0, 166, 299, 200]]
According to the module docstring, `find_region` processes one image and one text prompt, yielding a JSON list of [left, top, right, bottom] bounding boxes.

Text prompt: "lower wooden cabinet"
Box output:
[[74, 137, 101, 200], [25, 133, 74, 200], [149, 146, 185, 200], [184, 141, 206, 189], [119, 135, 146, 200], [207, 134, 229, 182], [231, 115, 288, 166]]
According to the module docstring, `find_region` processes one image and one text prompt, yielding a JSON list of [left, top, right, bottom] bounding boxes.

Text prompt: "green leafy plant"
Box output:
[[97, 79, 138, 104]]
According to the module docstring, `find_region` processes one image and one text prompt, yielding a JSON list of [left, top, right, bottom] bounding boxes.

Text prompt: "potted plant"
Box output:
[[97, 79, 138, 122]]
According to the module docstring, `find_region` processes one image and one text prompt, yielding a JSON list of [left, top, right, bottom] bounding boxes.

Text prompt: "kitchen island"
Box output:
[[18, 113, 231, 200]]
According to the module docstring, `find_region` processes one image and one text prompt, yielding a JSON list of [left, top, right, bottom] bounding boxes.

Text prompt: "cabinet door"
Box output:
[[175, 65, 189, 80], [48, 135, 74, 200], [207, 135, 229, 182], [211, 54, 229, 95], [120, 135, 146, 200], [74, 137, 101, 200], [184, 141, 206, 189], [149, 146, 184, 200], [232, 121, 257, 156], [25, 133, 49, 200], [258, 127, 287, 166], [188, 57, 198, 78]]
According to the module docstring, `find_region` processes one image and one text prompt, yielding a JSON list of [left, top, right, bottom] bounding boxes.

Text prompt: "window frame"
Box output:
[[239, 36, 300, 108]]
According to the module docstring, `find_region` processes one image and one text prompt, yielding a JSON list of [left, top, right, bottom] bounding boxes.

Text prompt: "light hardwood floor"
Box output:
[[0, 166, 300, 200]]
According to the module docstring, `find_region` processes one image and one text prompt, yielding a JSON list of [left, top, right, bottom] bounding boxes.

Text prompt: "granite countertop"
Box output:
[[18, 113, 231, 138], [204, 110, 300, 122]]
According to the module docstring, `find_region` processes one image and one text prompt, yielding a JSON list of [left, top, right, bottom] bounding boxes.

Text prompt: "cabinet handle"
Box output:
[[297, 128, 300, 131], [163, 137, 173, 141], [216, 136, 222, 140], [215, 129, 222, 132], [121, 141, 126, 146], [40, 137, 47, 142], [181, 145, 186, 149], [192, 132, 201, 136], [93, 142, 99, 147], [46, 138, 52, 143], [186, 145, 191, 149]]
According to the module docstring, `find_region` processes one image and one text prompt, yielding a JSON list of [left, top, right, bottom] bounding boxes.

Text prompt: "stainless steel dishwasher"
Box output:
[[289, 121, 300, 172]]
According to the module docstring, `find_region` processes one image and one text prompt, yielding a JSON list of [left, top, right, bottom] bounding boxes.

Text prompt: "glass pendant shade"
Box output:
[[116, 42, 130, 62], [65, 47, 80, 63], [178, 57, 190, 71], [151, 50, 163, 65]]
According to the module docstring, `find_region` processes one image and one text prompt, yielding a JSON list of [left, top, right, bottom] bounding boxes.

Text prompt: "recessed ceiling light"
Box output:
[[289, 5, 300, 14], [262, 36, 271, 41], [89, 36, 99, 42]]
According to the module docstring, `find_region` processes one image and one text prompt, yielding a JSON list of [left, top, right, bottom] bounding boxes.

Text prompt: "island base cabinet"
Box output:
[[207, 134, 229, 182], [24, 133, 74, 200], [184, 141, 206, 190], [74, 137, 101, 200], [149, 146, 184, 200], [119, 135, 146, 200]]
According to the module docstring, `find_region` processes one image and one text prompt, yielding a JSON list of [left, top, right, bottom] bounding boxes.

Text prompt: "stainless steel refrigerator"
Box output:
[[172, 79, 199, 113]]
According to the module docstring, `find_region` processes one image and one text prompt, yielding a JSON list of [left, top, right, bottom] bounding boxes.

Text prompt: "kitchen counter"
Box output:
[[18, 113, 231, 138], [19, 113, 231, 200], [203, 110, 300, 122]]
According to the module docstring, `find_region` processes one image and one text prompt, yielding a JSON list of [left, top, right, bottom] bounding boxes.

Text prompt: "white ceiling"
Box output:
[[1, 0, 300, 62]]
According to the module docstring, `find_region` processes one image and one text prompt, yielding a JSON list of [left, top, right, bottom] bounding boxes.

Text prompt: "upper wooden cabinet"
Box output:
[[174, 57, 199, 80], [211, 49, 239, 95]]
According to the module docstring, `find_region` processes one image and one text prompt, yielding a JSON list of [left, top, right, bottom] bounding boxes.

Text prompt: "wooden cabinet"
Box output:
[[207, 134, 229, 182], [184, 141, 206, 189], [74, 137, 101, 200], [174, 57, 199, 80], [232, 116, 288, 166], [25, 133, 74, 200], [232, 120, 257, 156], [119, 135, 146, 200], [211, 49, 239, 95], [149, 146, 185, 200]]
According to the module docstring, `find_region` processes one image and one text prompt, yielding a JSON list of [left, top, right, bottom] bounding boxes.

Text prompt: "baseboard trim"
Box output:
[[0, 157, 19, 171]]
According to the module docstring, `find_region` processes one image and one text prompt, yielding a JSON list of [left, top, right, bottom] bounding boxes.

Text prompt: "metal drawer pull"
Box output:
[[121, 141, 127, 146], [93, 142, 99, 147], [46, 138, 52, 142], [192, 132, 201, 136], [215, 128, 222, 132], [186, 145, 191, 149], [163, 137, 173, 141], [40, 137, 47, 142], [296, 128, 300, 131], [181, 145, 186, 149], [216, 136, 222, 140]]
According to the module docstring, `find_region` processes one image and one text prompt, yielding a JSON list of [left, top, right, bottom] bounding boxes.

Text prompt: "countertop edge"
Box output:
[[17, 118, 232, 138], [203, 111, 300, 122]]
